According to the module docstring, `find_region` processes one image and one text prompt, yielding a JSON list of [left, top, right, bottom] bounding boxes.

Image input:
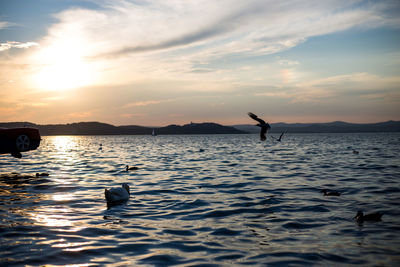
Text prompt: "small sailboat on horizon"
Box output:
[[152, 129, 157, 136]]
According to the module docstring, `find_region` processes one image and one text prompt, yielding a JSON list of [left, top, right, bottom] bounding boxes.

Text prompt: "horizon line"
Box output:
[[1, 119, 399, 128]]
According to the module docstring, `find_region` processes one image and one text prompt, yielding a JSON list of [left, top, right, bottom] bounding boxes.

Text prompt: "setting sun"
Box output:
[[32, 41, 95, 91]]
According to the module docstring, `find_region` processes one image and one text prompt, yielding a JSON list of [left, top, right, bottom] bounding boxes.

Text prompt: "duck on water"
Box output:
[[126, 165, 138, 171], [321, 189, 341, 196], [354, 211, 383, 223]]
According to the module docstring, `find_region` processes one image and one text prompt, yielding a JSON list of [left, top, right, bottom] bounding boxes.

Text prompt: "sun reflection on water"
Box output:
[[52, 239, 93, 250], [30, 211, 73, 228], [52, 192, 75, 202], [42, 264, 92, 267], [51, 136, 78, 152], [29, 205, 85, 232]]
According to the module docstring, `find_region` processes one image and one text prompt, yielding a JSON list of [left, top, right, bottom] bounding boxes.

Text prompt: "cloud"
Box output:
[[254, 72, 400, 104], [122, 99, 173, 108], [46, 0, 400, 60], [24, 0, 397, 92], [120, 113, 144, 119], [63, 111, 94, 120], [277, 59, 300, 67], [0, 21, 13, 29], [302, 72, 400, 92], [18, 0, 395, 89], [0, 41, 39, 52]]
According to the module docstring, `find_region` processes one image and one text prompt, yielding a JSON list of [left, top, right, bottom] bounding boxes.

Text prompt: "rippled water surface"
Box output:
[[1, 133, 399, 266]]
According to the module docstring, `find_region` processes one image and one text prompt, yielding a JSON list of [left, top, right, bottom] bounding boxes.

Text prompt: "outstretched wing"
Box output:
[[248, 112, 265, 124], [279, 131, 285, 140]]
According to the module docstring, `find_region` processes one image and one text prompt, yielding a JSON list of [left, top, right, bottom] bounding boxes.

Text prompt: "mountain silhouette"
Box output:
[[0, 120, 399, 135]]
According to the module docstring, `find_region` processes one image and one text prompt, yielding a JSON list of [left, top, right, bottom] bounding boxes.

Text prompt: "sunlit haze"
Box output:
[[1, 0, 399, 126]]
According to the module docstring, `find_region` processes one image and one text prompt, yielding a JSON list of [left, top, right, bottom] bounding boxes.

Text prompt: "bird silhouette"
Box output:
[[272, 131, 286, 142], [126, 165, 138, 171], [354, 211, 382, 223], [35, 172, 49, 177], [321, 189, 341, 196], [248, 112, 271, 141]]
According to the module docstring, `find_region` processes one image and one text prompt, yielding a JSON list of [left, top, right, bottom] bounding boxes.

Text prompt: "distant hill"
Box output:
[[233, 120, 400, 133], [157, 122, 244, 135], [0, 122, 146, 135], [0, 122, 245, 135], [1, 120, 399, 135]]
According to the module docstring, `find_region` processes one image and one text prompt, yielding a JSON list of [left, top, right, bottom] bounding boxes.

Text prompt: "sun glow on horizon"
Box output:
[[32, 40, 96, 91]]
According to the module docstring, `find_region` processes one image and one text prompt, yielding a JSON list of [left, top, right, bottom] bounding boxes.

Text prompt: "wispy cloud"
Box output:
[[0, 21, 13, 29], [277, 59, 300, 67], [63, 111, 94, 120], [122, 99, 172, 108], [255, 72, 400, 103], [120, 113, 145, 119], [0, 41, 39, 52], [25, 0, 396, 92], [48, 0, 399, 60]]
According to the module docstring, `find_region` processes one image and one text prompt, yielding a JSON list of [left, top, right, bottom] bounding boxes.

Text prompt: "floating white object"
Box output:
[[105, 183, 130, 203]]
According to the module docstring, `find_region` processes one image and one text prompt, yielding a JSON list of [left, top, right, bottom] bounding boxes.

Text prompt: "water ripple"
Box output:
[[1, 133, 399, 266]]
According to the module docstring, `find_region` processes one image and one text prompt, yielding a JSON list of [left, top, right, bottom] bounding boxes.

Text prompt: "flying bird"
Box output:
[[271, 131, 286, 142], [248, 112, 271, 141]]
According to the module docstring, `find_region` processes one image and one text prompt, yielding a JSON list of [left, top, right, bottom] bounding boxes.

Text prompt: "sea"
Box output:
[[0, 133, 399, 266]]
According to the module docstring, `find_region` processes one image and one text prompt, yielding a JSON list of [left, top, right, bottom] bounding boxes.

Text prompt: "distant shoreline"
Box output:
[[0, 120, 399, 135]]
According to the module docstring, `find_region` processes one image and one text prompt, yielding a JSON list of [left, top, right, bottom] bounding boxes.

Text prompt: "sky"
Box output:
[[0, 0, 399, 126]]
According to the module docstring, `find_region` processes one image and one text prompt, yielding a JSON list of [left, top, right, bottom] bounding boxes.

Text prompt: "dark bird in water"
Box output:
[[105, 183, 130, 205], [248, 112, 271, 141], [352, 150, 359, 154], [36, 172, 49, 177], [321, 189, 341, 196], [354, 211, 383, 223], [272, 131, 286, 142], [126, 165, 138, 171]]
